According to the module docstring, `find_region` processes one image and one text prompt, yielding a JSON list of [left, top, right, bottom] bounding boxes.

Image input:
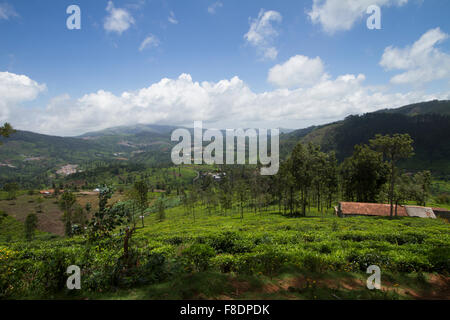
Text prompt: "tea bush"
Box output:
[[0, 210, 449, 298]]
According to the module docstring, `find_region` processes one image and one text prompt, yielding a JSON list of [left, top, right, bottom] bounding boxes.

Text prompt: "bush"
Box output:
[[427, 246, 450, 274], [181, 243, 216, 272], [207, 232, 253, 254], [212, 254, 236, 273]]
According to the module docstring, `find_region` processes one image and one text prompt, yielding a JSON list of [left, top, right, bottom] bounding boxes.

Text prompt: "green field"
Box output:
[[1, 204, 449, 300]]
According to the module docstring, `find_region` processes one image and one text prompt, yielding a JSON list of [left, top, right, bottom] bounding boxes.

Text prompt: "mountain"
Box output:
[[0, 125, 177, 187], [375, 100, 450, 116], [1, 100, 449, 187], [282, 100, 450, 176], [79, 124, 179, 138]]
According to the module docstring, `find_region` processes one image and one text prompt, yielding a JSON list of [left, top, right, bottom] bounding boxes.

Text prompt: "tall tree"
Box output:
[[133, 181, 149, 228], [25, 213, 38, 241], [290, 143, 316, 216], [0, 123, 15, 145], [3, 183, 19, 200], [412, 170, 432, 207], [59, 191, 77, 237], [341, 144, 389, 203], [370, 134, 414, 217]]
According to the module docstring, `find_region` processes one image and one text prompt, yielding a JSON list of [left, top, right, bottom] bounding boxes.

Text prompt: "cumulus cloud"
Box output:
[[268, 55, 329, 88], [0, 71, 46, 121], [380, 28, 450, 85], [308, 0, 408, 34], [208, 2, 223, 15], [244, 9, 282, 60], [104, 1, 135, 35], [0, 2, 18, 20], [168, 11, 178, 24], [139, 34, 160, 51], [11, 67, 448, 136]]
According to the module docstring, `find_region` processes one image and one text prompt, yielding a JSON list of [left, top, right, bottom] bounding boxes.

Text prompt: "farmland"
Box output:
[[1, 202, 449, 300], [1, 104, 450, 300]]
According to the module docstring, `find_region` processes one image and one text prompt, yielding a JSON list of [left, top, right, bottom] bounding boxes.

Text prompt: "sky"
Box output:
[[0, 0, 450, 136]]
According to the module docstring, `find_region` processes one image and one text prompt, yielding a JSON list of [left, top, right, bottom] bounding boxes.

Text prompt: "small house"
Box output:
[[335, 202, 437, 218], [335, 202, 408, 217]]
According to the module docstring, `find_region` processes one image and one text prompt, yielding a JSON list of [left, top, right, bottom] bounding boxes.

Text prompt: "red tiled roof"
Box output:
[[432, 207, 450, 213], [339, 202, 408, 217]]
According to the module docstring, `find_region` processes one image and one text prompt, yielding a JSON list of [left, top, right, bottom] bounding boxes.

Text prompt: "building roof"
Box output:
[[39, 189, 55, 194], [405, 206, 436, 219], [339, 202, 408, 217], [432, 207, 450, 213]]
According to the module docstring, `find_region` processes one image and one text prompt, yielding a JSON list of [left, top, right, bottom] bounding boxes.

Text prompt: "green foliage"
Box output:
[[59, 191, 77, 237], [181, 243, 216, 272], [0, 123, 15, 145], [156, 197, 166, 222], [24, 213, 38, 241], [3, 183, 19, 200], [87, 186, 127, 240], [341, 144, 389, 202]]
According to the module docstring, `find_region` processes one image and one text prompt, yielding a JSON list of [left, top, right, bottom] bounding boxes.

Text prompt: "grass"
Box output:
[[1, 196, 449, 300]]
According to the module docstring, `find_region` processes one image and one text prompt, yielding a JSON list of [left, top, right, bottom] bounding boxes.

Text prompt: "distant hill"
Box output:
[[1, 100, 449, 187], [375, 100, 450, 116], [0, 126, 176, 187], [281, 100, 450, 176], [79, 124, 180, 138]]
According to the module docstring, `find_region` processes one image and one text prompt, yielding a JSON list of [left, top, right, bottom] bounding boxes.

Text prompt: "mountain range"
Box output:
[[0, 99, 449, 186]]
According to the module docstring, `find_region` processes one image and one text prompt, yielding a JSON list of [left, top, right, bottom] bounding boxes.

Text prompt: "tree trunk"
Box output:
[[123, 227, 135, 268], [389, 162, 395, 218]]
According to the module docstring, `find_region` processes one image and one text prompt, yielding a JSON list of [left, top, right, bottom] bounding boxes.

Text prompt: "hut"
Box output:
[[335, 202, 437, 218]]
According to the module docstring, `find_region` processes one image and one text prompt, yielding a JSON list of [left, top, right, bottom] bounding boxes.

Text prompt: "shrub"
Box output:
[[181, 243, 216, 272], [212, 254, 236, 273], [427, 246, 450, 274], [207, 232, 253, 254]]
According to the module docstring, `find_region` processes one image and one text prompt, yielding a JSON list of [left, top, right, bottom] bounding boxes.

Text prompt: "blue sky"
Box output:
[[1, 0, 449, 136]]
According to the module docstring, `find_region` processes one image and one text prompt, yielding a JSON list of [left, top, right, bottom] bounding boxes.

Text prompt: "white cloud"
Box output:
[[0, 71, 46, 121], [104, 1, 135, 35], [308, 0, 408, 34], [12, 67, 449, 136], [244, 9, 282, 60], [0, 2, 18, 20], [208, 2, 223, 15], [268, 55, 329, 88], [168, 11, 178, 24], [380, 28, 450, 85], [139, 35, 160, 51]]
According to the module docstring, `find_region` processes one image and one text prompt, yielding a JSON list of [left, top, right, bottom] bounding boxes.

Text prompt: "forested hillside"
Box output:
[[282, 100, 450, 176], [1, 100, 449, 187]]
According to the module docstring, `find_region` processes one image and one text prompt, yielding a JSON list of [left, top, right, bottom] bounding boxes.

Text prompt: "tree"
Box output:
[[3, 183, 19, 200], [412, 170, 432, 206], [156, 196, 166, 222], [0, 123, 15, 145], [59, 191, 77, 237], [88, 185, 116, 240], [235, 180, 249, 219], [370, 134, 414, 218], [36, 197, 44, 213], [289, 143, 317, 216], [323, 152, 339, 210], [393, 174, 413, 216], [25, 213, 38, 241], [341, 144, 389, 203], [133, 181, 149, 228]]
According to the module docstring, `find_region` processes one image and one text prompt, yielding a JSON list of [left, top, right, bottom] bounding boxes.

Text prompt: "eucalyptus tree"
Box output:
[[370, 134, 414, 218]]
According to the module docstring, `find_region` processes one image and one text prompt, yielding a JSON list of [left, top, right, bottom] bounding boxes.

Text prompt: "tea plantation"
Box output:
[[1, 206, 449, 299]]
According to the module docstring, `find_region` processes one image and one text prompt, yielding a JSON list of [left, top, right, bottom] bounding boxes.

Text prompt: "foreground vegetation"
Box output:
[[1, 122, 449, 300], [1, 205, 448, 299]]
